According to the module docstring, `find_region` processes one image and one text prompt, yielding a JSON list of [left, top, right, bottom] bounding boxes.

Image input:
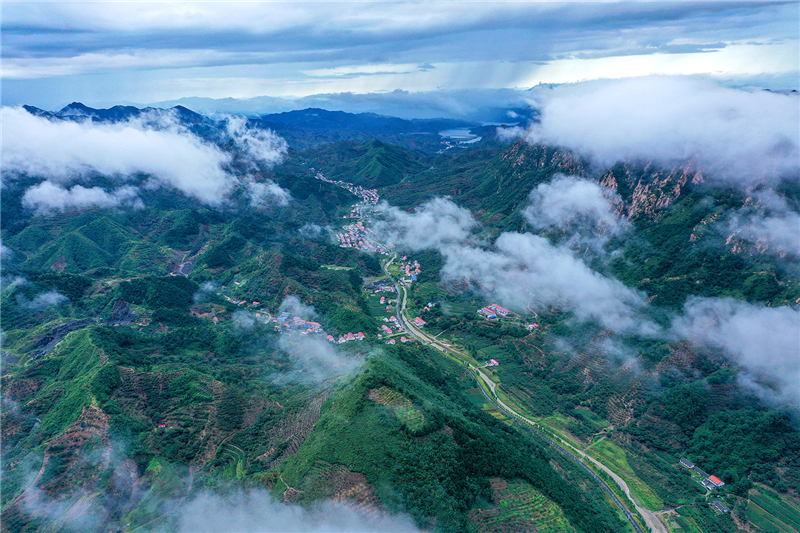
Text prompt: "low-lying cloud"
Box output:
[[173, 490, 420, 533], [225, 115, 288, 171], [673, 297, 800, 404], [505, 76, 799, 185], [21, 181, 142, 215], [2, 107, 290, 209], [376, 198, 655, 335], [274, 334, 361, 385], [19, 290, 69, 310], [272, 296, 361, 384], [524, 174, 627, 252], [724, 189, 800, 259]]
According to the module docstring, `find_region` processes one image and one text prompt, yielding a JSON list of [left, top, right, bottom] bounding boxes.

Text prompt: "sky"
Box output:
[[2, 1, 798, 115]]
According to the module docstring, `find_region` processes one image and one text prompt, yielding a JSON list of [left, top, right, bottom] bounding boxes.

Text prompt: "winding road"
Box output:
[[380, 253, 668, 533]]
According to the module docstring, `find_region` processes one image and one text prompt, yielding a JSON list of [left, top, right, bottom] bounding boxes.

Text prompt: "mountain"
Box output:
[[22, 102, 205, 124], [254, 108, 478, 152], [2, 105, 799, 533]]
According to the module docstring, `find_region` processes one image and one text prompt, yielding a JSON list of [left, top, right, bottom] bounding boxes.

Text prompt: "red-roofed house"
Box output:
[[708, 476, 725, 488]]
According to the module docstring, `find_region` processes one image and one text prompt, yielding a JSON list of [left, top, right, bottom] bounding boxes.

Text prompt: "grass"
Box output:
[[586, 438, 665, 511]]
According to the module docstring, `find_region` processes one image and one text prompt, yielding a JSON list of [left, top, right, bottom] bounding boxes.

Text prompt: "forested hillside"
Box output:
[[2, 103, 798, 533]]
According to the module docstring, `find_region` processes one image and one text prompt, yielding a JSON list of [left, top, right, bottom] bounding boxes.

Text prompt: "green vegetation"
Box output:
[[2, 129, 799, 533]]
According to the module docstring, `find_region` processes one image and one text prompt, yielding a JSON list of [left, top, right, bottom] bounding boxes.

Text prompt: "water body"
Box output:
[[439, 128, 475, 139]]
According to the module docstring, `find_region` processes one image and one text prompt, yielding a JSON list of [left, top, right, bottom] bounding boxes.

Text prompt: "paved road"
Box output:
[[472, 375, 646, 533], [380, 255, 660, 533], [474, 370, 667, 533]]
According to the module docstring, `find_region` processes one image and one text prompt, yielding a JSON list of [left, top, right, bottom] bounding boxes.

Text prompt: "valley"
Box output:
[[1, 102, 799, 533]]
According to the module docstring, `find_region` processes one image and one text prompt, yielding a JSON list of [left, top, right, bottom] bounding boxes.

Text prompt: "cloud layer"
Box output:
[[3, 2, 796, 108], [2, 107, 290, 211], [510, 76, 800, 184], [524, 174, 627, 252]]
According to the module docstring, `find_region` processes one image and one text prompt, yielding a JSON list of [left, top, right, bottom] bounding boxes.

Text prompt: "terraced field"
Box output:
[[214, 442, 246, 479], [367, 386, 425, 431], [469, 479, 577, 533], [746, 485, 800, 533]]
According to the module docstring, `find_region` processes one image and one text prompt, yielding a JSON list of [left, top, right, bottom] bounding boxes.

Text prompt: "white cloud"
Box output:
[[21, 181, 142, 215], [376, 197, 655, 335], [174, 490, 421, 533], [20, 290, 68, 310], [524, 174, 627, 252], [246, 180, 291, 207], [374, 198, 480, 250], [724, 190, 800, 259], [673, 297, 800, 404], [514, 76, 800, 185], [1, 107, 290, 207], [224, 115, 288, 171]]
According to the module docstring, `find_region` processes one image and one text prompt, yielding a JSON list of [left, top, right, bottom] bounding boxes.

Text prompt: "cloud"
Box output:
[[2, 107, 290, 207], [272, 296, 360, 384], [224, 115, 288, 171], [374, 197, 480, 250], [232, 310, 256, 331], [377, 190, 800, 405], [173, 489, 420, 533], [21, 181, 142, 215], [375, 197, 655, 334], [724, 189, 800, 259], [246, 179, 291, 207], [193, 281, 219, 304], [299, 224, 330, 239], [672, 297, 800, 404], [274, 334, 361, 385], [278, 295, 318, 321], [19, 290, 68, 310], [524, 174, 627, 252], [512, 76, 800, 185]]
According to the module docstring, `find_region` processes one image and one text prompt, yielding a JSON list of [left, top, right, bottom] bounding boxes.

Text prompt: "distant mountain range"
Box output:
[[22, 102, 524, 152]]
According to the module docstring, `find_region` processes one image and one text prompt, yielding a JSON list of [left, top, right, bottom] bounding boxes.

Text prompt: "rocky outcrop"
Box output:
[[601, 162, 704, 220]]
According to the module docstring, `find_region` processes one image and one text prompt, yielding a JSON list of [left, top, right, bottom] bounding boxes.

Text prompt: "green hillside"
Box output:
[[2, 133, 799, 533]]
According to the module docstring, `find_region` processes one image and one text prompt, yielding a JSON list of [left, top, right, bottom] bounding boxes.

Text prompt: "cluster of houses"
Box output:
[[327, 332, 366, 344], [381, 314, 404, 333], [313, 172, 379, 206], [336, 223, 389, 254], [399, 257, 421, 282], [367, 280, 395, 294], [478, 303, 511, 320], [385, 336, 414, 345], [273, 312, 324, 334], [680, 458, 727, 492]]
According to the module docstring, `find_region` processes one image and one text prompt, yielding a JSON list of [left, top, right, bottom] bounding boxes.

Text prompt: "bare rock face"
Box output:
[[601, 162, 704, 220]]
